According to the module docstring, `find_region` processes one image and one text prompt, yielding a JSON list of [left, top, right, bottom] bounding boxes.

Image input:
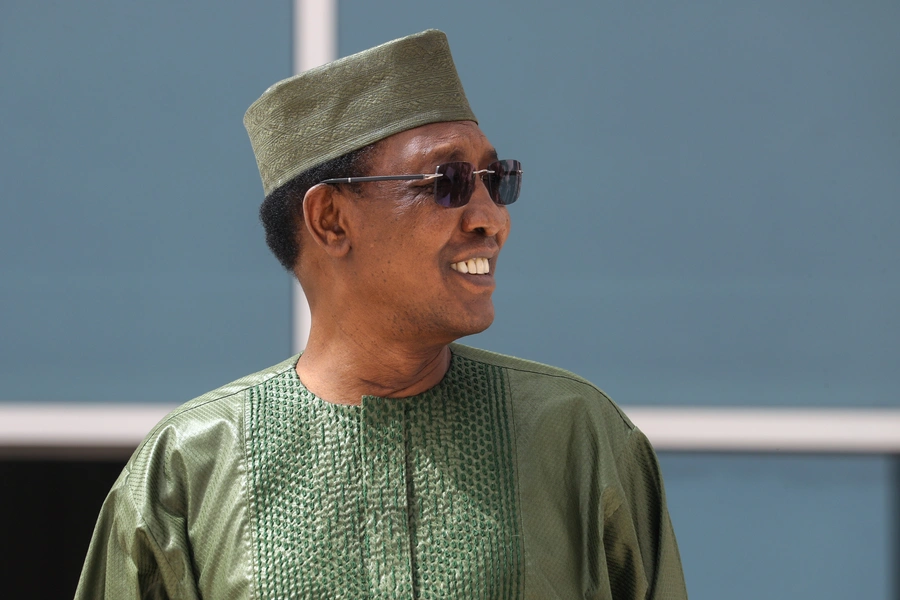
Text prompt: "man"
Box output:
[[76, 30, 687, 599]]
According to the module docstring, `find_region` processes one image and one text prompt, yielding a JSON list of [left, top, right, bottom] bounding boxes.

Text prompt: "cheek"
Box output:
[[496, 210, 512, 248], [355, 202, 455, 270]]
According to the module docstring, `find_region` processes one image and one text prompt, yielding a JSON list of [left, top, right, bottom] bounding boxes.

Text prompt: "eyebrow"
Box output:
[[426, 146, 500, 167]]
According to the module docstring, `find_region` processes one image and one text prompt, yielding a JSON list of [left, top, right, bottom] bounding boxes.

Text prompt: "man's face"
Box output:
[[342, 121, 512, 346]]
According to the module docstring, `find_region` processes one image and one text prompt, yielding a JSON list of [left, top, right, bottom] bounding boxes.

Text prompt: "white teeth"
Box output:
[[451, 257, 490, 274]]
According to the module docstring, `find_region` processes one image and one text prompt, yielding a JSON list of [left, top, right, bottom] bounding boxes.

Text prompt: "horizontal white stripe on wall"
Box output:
[[626, 407, 900, 454], [3, 405, 900, 458]]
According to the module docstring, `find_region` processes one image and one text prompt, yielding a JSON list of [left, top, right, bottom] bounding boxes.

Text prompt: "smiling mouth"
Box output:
[[450, 257, 490, 274]]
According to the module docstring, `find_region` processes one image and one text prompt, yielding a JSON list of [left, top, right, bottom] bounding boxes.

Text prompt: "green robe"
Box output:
[[75, 344, 687, 599]]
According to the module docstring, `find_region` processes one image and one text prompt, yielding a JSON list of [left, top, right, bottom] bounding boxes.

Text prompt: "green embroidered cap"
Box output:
[[244, 29, 478, 197]]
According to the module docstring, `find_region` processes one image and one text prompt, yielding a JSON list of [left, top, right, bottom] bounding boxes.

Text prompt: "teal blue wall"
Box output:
[[2, 1, 897, 598], [659, 453, 892, 600], [1, 1, 294, 403]]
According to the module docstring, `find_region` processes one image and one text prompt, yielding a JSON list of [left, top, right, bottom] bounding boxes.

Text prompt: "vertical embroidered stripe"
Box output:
[[405, 359, 524, 599], [245, 356, 523, 599], [247, 372, 368, 598]]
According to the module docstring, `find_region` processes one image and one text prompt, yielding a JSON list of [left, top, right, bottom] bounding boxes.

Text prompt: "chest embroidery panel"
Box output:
[[246, 359, 524, 599]]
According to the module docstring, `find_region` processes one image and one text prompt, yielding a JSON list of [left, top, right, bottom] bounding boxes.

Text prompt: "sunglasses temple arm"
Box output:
[[320, 173, 443, 184]]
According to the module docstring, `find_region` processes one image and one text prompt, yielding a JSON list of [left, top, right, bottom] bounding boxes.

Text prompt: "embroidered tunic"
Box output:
[[76, 344, 687, 599]]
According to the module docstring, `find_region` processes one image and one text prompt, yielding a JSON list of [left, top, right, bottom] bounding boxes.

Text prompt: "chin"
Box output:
[[449, 307, 495, 340], [416, 300, 495, 344]]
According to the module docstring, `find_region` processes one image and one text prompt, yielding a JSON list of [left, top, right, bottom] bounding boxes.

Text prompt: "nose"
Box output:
[[460, 176, 510, 239]]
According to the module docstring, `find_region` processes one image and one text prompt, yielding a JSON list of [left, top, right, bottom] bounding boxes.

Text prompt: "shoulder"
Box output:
[[123, 356, 300, 495], [147, 354, 299, 436], [450, 343, 636, 448], [83, 361, 301, 598]]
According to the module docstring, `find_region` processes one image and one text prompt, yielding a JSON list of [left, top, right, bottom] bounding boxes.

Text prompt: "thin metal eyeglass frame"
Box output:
[[319, 168, 492, 185]]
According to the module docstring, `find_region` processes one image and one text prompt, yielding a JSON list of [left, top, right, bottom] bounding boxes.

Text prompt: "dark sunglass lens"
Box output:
[[491, 160, 522, 205], [435, 162, 474, 207]]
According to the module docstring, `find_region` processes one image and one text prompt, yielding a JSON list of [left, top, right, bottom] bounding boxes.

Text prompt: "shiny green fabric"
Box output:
[[75, 344, 687, 599]]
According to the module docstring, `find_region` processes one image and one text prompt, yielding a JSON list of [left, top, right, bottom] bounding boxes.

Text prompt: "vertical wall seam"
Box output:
[[292, 0, 337, 353]]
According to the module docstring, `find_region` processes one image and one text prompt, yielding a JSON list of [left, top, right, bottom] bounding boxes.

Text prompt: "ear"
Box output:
[[302, 184, 352, 258]]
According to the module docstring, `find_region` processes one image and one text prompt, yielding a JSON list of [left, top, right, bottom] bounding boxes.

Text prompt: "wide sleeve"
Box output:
[[603, 429, 688, 600], [74, 468, 200, 600]]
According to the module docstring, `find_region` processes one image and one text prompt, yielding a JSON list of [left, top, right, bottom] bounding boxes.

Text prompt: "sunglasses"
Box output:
[[320, 159, 523, 208]]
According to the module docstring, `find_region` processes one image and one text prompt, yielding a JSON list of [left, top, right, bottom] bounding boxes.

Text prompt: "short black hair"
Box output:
[[259, 143, 377, 271]]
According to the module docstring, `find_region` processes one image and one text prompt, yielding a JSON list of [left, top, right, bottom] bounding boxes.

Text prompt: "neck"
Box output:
[[296, 319, 452, 406]]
